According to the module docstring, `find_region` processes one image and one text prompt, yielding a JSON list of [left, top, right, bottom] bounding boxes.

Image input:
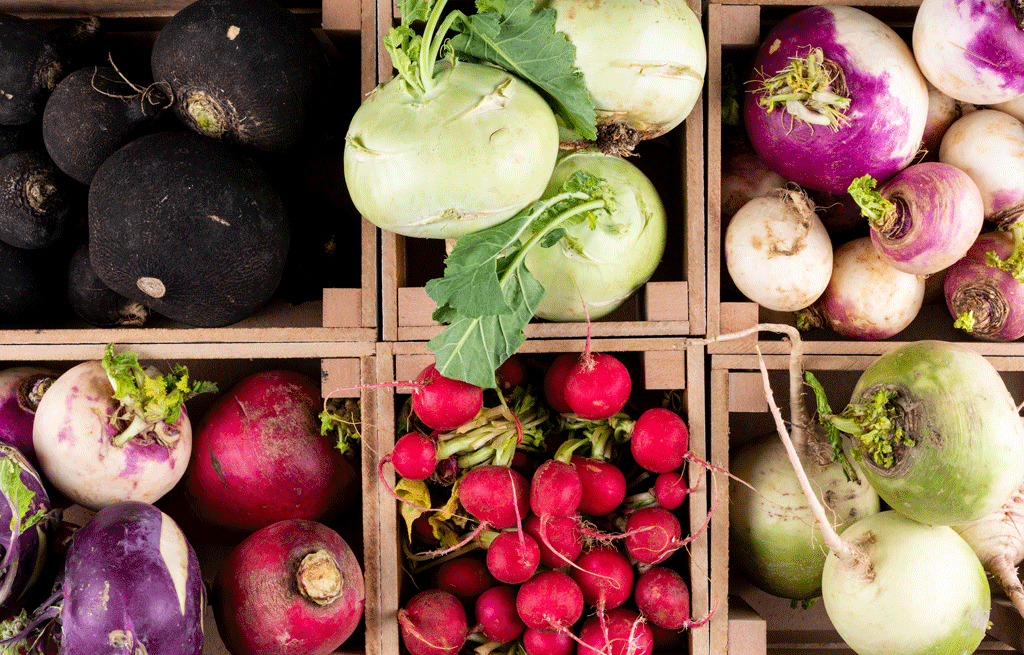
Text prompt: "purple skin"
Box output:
[[60, 501, 204, 655], [945, 231, 1024, 342], [866, 162, 986, 275], [743, 6, 928, 194], [0, 443, 57, 623], [0, 367, 57, 466]]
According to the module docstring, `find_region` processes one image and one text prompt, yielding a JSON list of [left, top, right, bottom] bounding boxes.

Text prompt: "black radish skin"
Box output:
[[0, 149, 80, 250], [0, 14, 62, 125], [42, 65, 170, 184], [47, 16, 109, 72], [0, 239, 62, 323], [67, 243, 149, 327], [87, 131, 290, 327], [150, 0, 330, 152]]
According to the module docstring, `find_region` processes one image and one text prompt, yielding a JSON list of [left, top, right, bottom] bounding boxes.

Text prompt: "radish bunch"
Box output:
[[390, 352, 714, 655]]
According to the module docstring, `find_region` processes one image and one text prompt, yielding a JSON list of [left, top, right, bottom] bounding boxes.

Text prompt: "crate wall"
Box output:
[[701, 0, 1024, 357], [373, 337, 710, 655], [373, 0, 706, 343], [0, 346, 379, 655], [707, 350, 1024, 655], [0, 0, 378, 348]]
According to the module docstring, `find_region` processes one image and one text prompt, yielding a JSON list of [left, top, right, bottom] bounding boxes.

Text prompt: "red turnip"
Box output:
[[945, 231, 1024, 341], [182, 369, 356, 532], [213, 519, 365, 655]]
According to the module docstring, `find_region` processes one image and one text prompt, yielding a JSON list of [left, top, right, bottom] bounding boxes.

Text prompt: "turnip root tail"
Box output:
[[754, 346, 872, 579]]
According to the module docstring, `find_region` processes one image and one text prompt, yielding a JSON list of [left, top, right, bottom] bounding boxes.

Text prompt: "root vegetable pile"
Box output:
[[388, 353, 715, 655]]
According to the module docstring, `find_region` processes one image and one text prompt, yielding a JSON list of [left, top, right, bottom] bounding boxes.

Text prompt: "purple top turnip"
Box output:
[[0, 366, 57, 465], [32, 345, 216, 511], [945, 231, 1024, 341], [59, 501, 205, 655], [743, 6, 929, 194]]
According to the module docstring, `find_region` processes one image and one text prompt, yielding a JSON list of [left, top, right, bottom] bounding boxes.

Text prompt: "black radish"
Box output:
[[67, 243, 149, 327], [0, 149, 80, 250], [0, 14, 62, 125]]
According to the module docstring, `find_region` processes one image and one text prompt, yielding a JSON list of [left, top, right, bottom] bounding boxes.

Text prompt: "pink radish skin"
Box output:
[[624, 507, 682, 565], [486, 530, 541, 584], [631, 408, 689, 473], [578, 607, 653, 655], [571, 455, 627, 516], [571, 546, 635, 610], [411, 363, 483, 431], [460, 465, 531, 529], [474, 586, 527, 643], [543, 353, 578, 413], [523, 627, 576, 655], [182, 369, 355, 532], [516, 570, 584, 633], [496, 356, 528, 392], [399, 589, 468, 655], [524, 514, 584, 569], [530, 459, 583, 518], [389, 432, 438, 481], [563, 353, 631, 420], [653, 470, 691, 511], [634, 566, 692, 630], [431, 554, 494, 602], [213, 519, 365, 655]]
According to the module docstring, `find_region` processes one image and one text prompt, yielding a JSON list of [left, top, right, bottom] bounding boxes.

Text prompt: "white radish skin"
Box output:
[[921, 83, 976, 159], [33, 360, 191, 510], [992, 94, 1024, 123], [800, 237, 925, 340], [940, 109, 1024, 225], [724, 189, 832, 312]]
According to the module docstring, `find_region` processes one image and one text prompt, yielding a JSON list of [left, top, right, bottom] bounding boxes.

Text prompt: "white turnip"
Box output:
[[724, 189, 833, 312], [32, 345, 215, 511], [796, 237, 926, 340]]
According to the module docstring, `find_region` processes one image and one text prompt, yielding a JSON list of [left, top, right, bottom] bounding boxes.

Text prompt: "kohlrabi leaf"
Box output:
[[451, 0, 597, 139], [0, 458, 44, 534], [426, 171, 613, 388]]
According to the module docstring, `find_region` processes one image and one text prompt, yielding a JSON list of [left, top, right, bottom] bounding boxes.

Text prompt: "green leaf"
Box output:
[[0, 459, 44, 534], [428, 268, 545, 388], [450, 0, 597, 140]]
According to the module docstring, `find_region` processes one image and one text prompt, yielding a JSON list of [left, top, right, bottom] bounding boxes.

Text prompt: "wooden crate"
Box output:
[[373, 337, 710, 655], [701, 1, 1024, 357], [0, 0, 378, 348], [707, 350, 1024, 655], [1, 347, 379, 655], [374, 0, 706, 342]]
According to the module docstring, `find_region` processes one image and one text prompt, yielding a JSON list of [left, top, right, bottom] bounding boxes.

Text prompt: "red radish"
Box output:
[[633, 566, 698, 630], [387, 432, 438, 481], [486, 529, 540, 584], [524, 514, 583, 569], [460, 465, 530, 529], [578, 607, 653, 655], [530, 458, 583, 518], [399, 589, 468, 655], [523, 627, 575, 655], [431, 553, 494, 602], [213, 519, 364, 655], [183, 369, 356, 532], [412, 363, 483, 431], [653, 470, 692, 511], [570, 545, 635, 611], [516, 570, 584, 633], [543, 353, 578, 413], [624, 507, 683, 565], [563, 352, 631, 420], [571, 455, 627, 516], [473, 586, 527, 643], [631, 408, 689, 473], [496, 355, 527, 392]]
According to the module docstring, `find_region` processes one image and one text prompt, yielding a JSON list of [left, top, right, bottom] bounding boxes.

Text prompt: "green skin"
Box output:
[[822, 511, 990, 655], [729, 433, 880, 600], [845, 340, 1024, 526]]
